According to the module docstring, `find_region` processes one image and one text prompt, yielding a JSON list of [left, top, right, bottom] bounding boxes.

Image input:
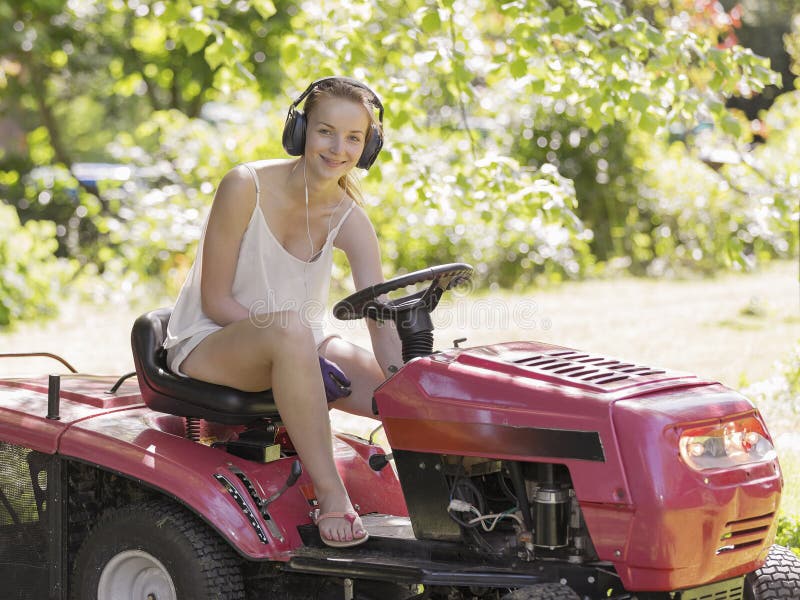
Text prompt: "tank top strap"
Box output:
[[242, 163, 260, 199], [330, 201, 356, 240]]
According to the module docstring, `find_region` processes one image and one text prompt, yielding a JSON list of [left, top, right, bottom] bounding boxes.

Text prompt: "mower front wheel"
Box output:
[[501, 583, 581, 600], [745, 544, 800, 600], [70, 499, 245, 600]]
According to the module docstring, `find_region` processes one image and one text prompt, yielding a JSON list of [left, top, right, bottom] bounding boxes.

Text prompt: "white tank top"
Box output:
[[164, 164, 355, 354]]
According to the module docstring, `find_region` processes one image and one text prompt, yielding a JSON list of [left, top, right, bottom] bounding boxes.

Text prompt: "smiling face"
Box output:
[[303, 96, 371, 180]]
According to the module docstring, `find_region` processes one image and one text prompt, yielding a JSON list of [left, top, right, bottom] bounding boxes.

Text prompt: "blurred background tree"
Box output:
[[0, 0, 797, 325]]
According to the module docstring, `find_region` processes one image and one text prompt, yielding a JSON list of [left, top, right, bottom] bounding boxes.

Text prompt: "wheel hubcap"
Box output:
[[97, 550, 177, 600]]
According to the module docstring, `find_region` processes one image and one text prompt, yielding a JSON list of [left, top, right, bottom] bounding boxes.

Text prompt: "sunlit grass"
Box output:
[[779, 449, 800, 517]]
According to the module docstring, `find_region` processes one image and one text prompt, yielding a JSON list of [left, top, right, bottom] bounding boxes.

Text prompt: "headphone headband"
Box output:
[[290, 76, 384, 123], [282, 76, 385, 170]]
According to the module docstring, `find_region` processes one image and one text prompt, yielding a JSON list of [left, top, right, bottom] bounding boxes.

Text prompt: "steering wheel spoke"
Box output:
[[333, 263, 473, 363]]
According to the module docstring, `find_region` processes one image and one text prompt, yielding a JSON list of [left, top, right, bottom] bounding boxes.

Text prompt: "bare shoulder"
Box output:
[[249, 158, 295, 184], [336, 203, 376, 251], [344, 202, 372, 226], [208, 165, 258, 229], [249, 158, 295, 171], [216, 165, 255, 203]]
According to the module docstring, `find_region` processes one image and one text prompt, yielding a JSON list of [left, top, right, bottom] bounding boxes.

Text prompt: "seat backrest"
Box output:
[[131, 309, 278, 424], [132, 306, 172, 374]]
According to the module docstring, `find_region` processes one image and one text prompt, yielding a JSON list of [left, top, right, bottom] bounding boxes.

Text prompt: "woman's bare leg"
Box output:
[[318, 336, 385, 419], [181, 311, 366, 543]]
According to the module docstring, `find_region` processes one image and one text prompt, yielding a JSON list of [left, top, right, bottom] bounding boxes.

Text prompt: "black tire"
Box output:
[[745, 544, 800, 600], [71, 499, 245, 600], [502, 583, 581, 600]]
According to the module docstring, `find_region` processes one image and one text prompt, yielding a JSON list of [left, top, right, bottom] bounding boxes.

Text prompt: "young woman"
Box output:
[[163, 77, 402, 548]]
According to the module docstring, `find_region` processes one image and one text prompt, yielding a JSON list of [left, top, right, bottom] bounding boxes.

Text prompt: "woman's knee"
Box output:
[[256, 310, 316, 350]]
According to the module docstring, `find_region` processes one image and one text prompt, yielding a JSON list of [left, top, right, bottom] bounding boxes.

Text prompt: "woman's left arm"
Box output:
[[335, 205, 403, 375]]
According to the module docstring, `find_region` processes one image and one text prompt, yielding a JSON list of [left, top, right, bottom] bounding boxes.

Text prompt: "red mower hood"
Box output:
[[444, 341, 707, 398], [374, 340, 715, 456], [374, 340, 725, 506]]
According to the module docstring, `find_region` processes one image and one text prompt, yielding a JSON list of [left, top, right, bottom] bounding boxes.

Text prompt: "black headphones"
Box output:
[[282, 76, 384, 170]]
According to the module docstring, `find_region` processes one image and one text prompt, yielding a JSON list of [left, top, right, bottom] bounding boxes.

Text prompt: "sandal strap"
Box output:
[[313, 510, 357, 525]]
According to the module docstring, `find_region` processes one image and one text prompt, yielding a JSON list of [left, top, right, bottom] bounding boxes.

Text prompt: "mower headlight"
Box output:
[[678, 415, 776, 471]]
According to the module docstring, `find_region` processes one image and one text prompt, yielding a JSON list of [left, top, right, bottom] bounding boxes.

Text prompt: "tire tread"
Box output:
[[71, 498, 245, 599], [748, 545, 800, 600]]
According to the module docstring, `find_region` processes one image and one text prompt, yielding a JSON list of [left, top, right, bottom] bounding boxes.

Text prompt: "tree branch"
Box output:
[[448, 9, 478, 162], [739, 151, 799, 199], [29, 65, 71, 167], [28, 62, 109, 209]]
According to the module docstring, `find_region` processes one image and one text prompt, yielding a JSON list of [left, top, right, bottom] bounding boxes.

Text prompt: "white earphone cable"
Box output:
[[302, 158, 348, 299], [304, 158, 314, 258]]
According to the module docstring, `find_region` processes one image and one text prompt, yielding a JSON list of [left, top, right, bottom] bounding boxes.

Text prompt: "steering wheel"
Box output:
[[333, 263, 473, 322]]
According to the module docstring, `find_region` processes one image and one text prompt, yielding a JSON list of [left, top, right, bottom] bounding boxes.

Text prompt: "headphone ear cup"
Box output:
[[282, 108, 307, 156], [357, 123, 384, 170]]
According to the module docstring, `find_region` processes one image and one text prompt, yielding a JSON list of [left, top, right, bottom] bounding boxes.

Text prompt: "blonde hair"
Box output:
[[302, 79, 383, 205]]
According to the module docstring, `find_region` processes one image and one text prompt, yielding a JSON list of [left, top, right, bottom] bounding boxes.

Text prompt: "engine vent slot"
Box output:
[[511, 349, 667, 391], [716, 512, 774, 555]]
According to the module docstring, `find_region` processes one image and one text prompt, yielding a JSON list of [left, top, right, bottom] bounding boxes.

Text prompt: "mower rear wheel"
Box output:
[[70, 499, 244, 600], [502, 583, 581, 600], [745, 544, 800, 600]]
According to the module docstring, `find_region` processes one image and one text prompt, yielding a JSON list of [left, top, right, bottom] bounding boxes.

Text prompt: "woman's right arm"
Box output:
[[199, 166, 256, 326]]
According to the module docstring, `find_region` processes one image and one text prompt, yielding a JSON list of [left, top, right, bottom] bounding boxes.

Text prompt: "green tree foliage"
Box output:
[[0, 204, 75, 326], [511, 0, 798, 272], [777, 515, 800, 557], [273, 0, 783, 281], [0, 0, 290, 302], [0, 0, 795, 324]]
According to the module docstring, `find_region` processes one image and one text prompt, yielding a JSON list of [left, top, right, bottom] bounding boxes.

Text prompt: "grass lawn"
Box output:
[[1, 260, 797, 513], [779, 451, 800, 519]]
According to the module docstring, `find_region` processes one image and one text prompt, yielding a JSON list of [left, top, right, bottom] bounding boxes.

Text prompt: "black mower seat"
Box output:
[[131, 308, 278, 425]]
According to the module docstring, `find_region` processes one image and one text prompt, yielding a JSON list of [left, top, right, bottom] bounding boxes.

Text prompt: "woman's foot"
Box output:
[[313, 496, 368, 547]]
